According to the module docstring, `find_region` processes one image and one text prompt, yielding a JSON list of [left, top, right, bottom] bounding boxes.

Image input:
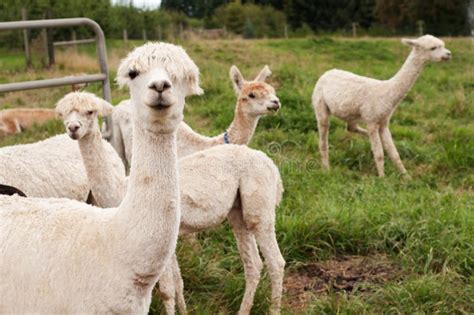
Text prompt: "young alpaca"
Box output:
[[55, 92, 127, 207], [0, 42, 190, 313], [111, 65, 280, 165], [0, 108, 57, 136], [59, 92, 285, 315], [312, 35, 451, 177]]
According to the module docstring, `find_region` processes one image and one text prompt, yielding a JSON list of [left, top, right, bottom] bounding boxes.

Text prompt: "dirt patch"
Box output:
[[284, 254, 402, 310]]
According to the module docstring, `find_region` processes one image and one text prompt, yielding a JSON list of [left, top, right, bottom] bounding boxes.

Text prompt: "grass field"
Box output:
[[0, 37, 473, 314]]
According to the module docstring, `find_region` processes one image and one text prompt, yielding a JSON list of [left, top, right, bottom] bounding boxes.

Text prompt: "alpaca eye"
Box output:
[[430, 47, 437, 51], [249, 93, 256, 99], [128, 70, 139, 79], [87, 110, 94, 115]]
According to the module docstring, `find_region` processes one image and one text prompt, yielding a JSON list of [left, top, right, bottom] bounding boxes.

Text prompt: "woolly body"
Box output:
[[0, 134, 120, 201]]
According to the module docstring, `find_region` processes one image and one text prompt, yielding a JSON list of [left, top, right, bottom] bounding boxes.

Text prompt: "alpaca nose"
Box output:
[[268, 100, 281, 111], [148, 80, 172, 93], [68, 124, 80, 133]]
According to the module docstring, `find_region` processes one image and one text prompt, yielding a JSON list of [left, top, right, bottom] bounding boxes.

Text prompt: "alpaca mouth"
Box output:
[[441, 56, 451, 61], [147, 99, 172, 110], [267, 106, 280, 113], [69, 132, 79, 140]]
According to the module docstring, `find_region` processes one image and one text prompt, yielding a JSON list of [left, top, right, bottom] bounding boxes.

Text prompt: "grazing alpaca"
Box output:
[[0, 108, 57, 136], [111, 65, 280, 165], [312, 35, 451, 176], [0, 42, 190, 313], [59, 93, 285, 315]]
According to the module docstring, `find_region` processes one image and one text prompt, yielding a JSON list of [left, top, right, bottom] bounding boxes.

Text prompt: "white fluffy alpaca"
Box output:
[[111, 64, 280, 166], [0, 42, 191, 313], [0, 133, 111, 201], [312, 35, 451, 177], [59, 92, 285, 315], [56, 92, 127, 207]]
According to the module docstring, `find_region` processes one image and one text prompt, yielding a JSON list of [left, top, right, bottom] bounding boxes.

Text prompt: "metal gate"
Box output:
[[0, 18, 113, 139]]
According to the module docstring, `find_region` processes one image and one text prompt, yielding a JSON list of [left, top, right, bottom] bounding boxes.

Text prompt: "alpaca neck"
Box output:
[[115, 120, 180, 275], [225, 106, 259, 145], [388, 50, 426, 107], [78, 129, 125, 208]]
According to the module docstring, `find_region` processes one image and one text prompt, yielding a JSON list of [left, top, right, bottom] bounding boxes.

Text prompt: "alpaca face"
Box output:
[[402, 35, 452, 63], [230, 65, 281, 117], [56, 92, 113, 140], [126, 63, 186, 134], [239, 82, 281, 117], [117, 42, 203, 133]]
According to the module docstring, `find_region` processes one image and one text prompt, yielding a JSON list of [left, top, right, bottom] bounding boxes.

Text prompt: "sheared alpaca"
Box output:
[[111, 65, 280, 166], [0, 108, 56, 136], [312, 35, 451, 176], [0, 126, 123, 201], [0, 42, 192, 313], [58, 92, 285, 315]]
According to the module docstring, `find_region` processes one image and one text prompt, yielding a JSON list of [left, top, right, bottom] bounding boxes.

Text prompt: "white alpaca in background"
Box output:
[[312, 35, 451, 176], [0, 42, 191, 313], [111, 64, 280, 165], [59, 91, 285, 315], [0, 131, 124, 201]]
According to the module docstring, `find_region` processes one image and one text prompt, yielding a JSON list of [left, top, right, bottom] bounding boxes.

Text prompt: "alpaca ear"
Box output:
[[230, 65, 244, 94], [98, 100, 114, 116], [402, 38, 419, 47], [254, 65, 272, 82]]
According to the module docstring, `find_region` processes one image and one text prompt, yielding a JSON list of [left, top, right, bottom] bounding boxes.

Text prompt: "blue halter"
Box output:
[[224, 131, 230, 144]]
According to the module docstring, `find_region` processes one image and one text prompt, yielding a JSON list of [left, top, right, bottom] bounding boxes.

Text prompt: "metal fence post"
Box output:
[[21, 8, 31, 68]]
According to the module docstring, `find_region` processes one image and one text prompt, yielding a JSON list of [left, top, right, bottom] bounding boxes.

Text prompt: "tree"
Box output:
[[375, 0, 471, 35]]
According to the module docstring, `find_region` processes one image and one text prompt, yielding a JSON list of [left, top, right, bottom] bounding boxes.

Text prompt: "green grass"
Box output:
[[0, 37, 473, 314]]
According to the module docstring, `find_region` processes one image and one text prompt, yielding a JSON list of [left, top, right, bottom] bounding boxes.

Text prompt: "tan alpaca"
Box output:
[[111, 65, 280, 166], [0, 108, 56, 136], [312, 35, 451, 177]]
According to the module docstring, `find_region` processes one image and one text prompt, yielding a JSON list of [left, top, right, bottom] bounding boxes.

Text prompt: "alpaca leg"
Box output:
[[171, 253, 187, 314], [254, 225, 285, 315], [314, 99, 330, 170], [347, 122, 368, 135], [158, 261, 177, 315], [228, 208, 264, 315], [379, 126, 407, 175], [368, 124, 385, 177]]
